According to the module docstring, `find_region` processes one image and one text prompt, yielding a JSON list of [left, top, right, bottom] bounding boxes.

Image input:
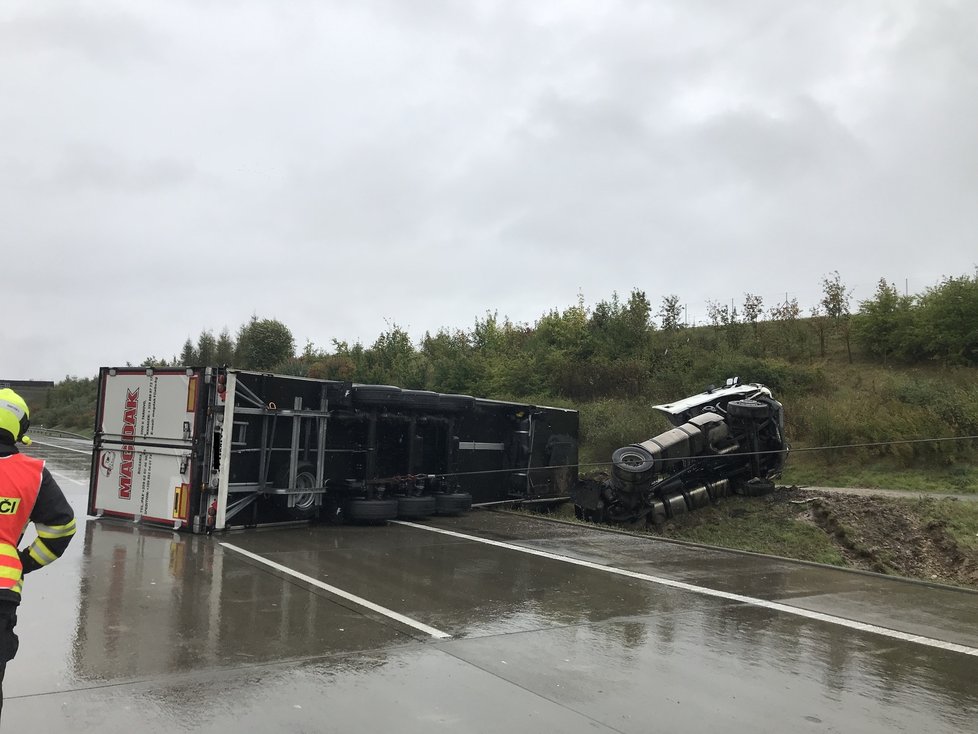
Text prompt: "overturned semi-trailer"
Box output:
[[88, 367, 578, 532]]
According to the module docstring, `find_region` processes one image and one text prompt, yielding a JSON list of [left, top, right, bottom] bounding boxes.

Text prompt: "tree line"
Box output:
[[168, 270, 977, 398], [33, 270, 978, 438]]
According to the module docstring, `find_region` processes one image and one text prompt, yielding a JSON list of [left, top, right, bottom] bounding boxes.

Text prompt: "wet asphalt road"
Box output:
[[4, 439, 977, 733]]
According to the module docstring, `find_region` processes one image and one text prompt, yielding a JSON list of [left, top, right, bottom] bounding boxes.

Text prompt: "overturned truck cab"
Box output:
[[89, 367, 578, 533], [573, 379, 788, 525]]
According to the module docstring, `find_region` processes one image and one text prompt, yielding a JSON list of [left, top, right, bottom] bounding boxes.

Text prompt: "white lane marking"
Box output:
[[220, 542, 451, 640], [394, 521, 978, 658], [47, 469, 89, 487], [30, 439, 92, 455]]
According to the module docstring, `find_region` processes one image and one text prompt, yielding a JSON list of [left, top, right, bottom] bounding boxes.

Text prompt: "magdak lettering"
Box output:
[[119, 388, 138, 499]]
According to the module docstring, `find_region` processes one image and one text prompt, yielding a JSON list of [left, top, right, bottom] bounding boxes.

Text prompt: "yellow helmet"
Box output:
[[0, 388, 31, 445]]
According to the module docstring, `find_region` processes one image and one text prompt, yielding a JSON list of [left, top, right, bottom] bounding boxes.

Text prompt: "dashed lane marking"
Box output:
[[220, 542, 452, 640]]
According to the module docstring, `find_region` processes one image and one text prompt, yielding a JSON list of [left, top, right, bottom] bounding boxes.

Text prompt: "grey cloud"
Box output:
[[2, 0, 978, 379], [52, 147, 199, 192], [0, 5, 165, 65]]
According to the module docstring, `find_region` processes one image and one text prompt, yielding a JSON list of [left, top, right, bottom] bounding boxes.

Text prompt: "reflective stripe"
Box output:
[[0, 543, 21, 592], [35, 519, 77, 539], [28, 539, 57, 566]]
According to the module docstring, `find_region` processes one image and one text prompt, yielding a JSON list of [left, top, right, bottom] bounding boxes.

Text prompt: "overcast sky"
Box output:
[[3, 0, 976, 381]]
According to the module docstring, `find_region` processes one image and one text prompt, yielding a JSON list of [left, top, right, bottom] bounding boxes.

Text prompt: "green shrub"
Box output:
[[577, 399, 671, 466]]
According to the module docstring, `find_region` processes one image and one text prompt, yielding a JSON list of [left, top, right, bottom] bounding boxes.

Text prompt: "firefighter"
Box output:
[[0, 388, 76, 719]]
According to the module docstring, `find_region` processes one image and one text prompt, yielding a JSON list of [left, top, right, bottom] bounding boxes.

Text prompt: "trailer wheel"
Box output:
[[435, 492, 472, 516], [397, 495, 437, 519], [345, 499, 399, 523], [274, 463, 320, 521], [400, 390, 443, 411], [351, 385, 404, 408], [437, 394, 476, 413], [727, 399, 771, 420]]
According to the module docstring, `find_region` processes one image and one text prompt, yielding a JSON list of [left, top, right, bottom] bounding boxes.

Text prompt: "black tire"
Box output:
[[435, 492, 472, 516], [397, 495, 437, 519], [351, 385, 404, 408], [727, 399, 771, 420], [437, 394, 476, 413], [611, 446, 656, 483], [400, 390, 442, 411], [738, 479, 775, 497], [345, 498, 399, 523], [274, 463, 320, 520]]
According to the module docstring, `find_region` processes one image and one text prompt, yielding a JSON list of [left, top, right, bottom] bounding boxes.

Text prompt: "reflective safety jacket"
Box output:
[[0, 445, 76, 603]]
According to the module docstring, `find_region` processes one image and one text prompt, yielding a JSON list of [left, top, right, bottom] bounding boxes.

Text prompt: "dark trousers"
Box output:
[[0, 600, 19, 718]]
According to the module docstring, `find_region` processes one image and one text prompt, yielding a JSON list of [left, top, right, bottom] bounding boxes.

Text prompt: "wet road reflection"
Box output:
[[3, 444, 975, 733], [71, 522, 411, 683]]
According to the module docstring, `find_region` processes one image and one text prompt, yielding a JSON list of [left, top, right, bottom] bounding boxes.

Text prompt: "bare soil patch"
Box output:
[[776, 486, 978, 587], [566, 477, 978, 589]]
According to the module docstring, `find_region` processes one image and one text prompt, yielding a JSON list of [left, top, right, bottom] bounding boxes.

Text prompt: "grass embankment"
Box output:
[[546, 486, 978, 587]]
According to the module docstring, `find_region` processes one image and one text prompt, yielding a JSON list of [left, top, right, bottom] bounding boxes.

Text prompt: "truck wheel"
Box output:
[[727, 399, 771, 420], [345, 499, 399, 523], [611, 446, 656, 483], [275, 463, 320, 520], [397, 495, 437, 519], [435, 492, 472, 516], [739, 478, 775, 497]]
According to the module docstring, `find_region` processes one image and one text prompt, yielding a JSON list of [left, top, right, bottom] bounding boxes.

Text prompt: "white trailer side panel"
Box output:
[[92, 445, 193, 526], [99, 370, 200, 444], [92, 369, 202, 528]]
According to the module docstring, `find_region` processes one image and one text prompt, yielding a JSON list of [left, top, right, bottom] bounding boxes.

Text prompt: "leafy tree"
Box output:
[[807, 305, 829, 359], [854, 278, 915, 364], [272, 357, 312, 376], [706, 300, 739, 328], [235, 317, 295, 370], [916, 272, 978, 366], [821, 271, 853, 363], [32, 375, 99, 433], [421, 328, 483, 394], [768, 297, 804, 359], [658, 295, 684, 331], [313, 340, 365, 381], [588, 289, 653, 360], [364, 324, 424, 387], [769, 297, 800, 322], [820, 271, 852, 320], [742, 293, 764, 334], [140, 355, 173, 367]]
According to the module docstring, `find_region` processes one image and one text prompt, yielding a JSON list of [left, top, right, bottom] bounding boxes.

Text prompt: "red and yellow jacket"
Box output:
[[0, 445, 76, 602]]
